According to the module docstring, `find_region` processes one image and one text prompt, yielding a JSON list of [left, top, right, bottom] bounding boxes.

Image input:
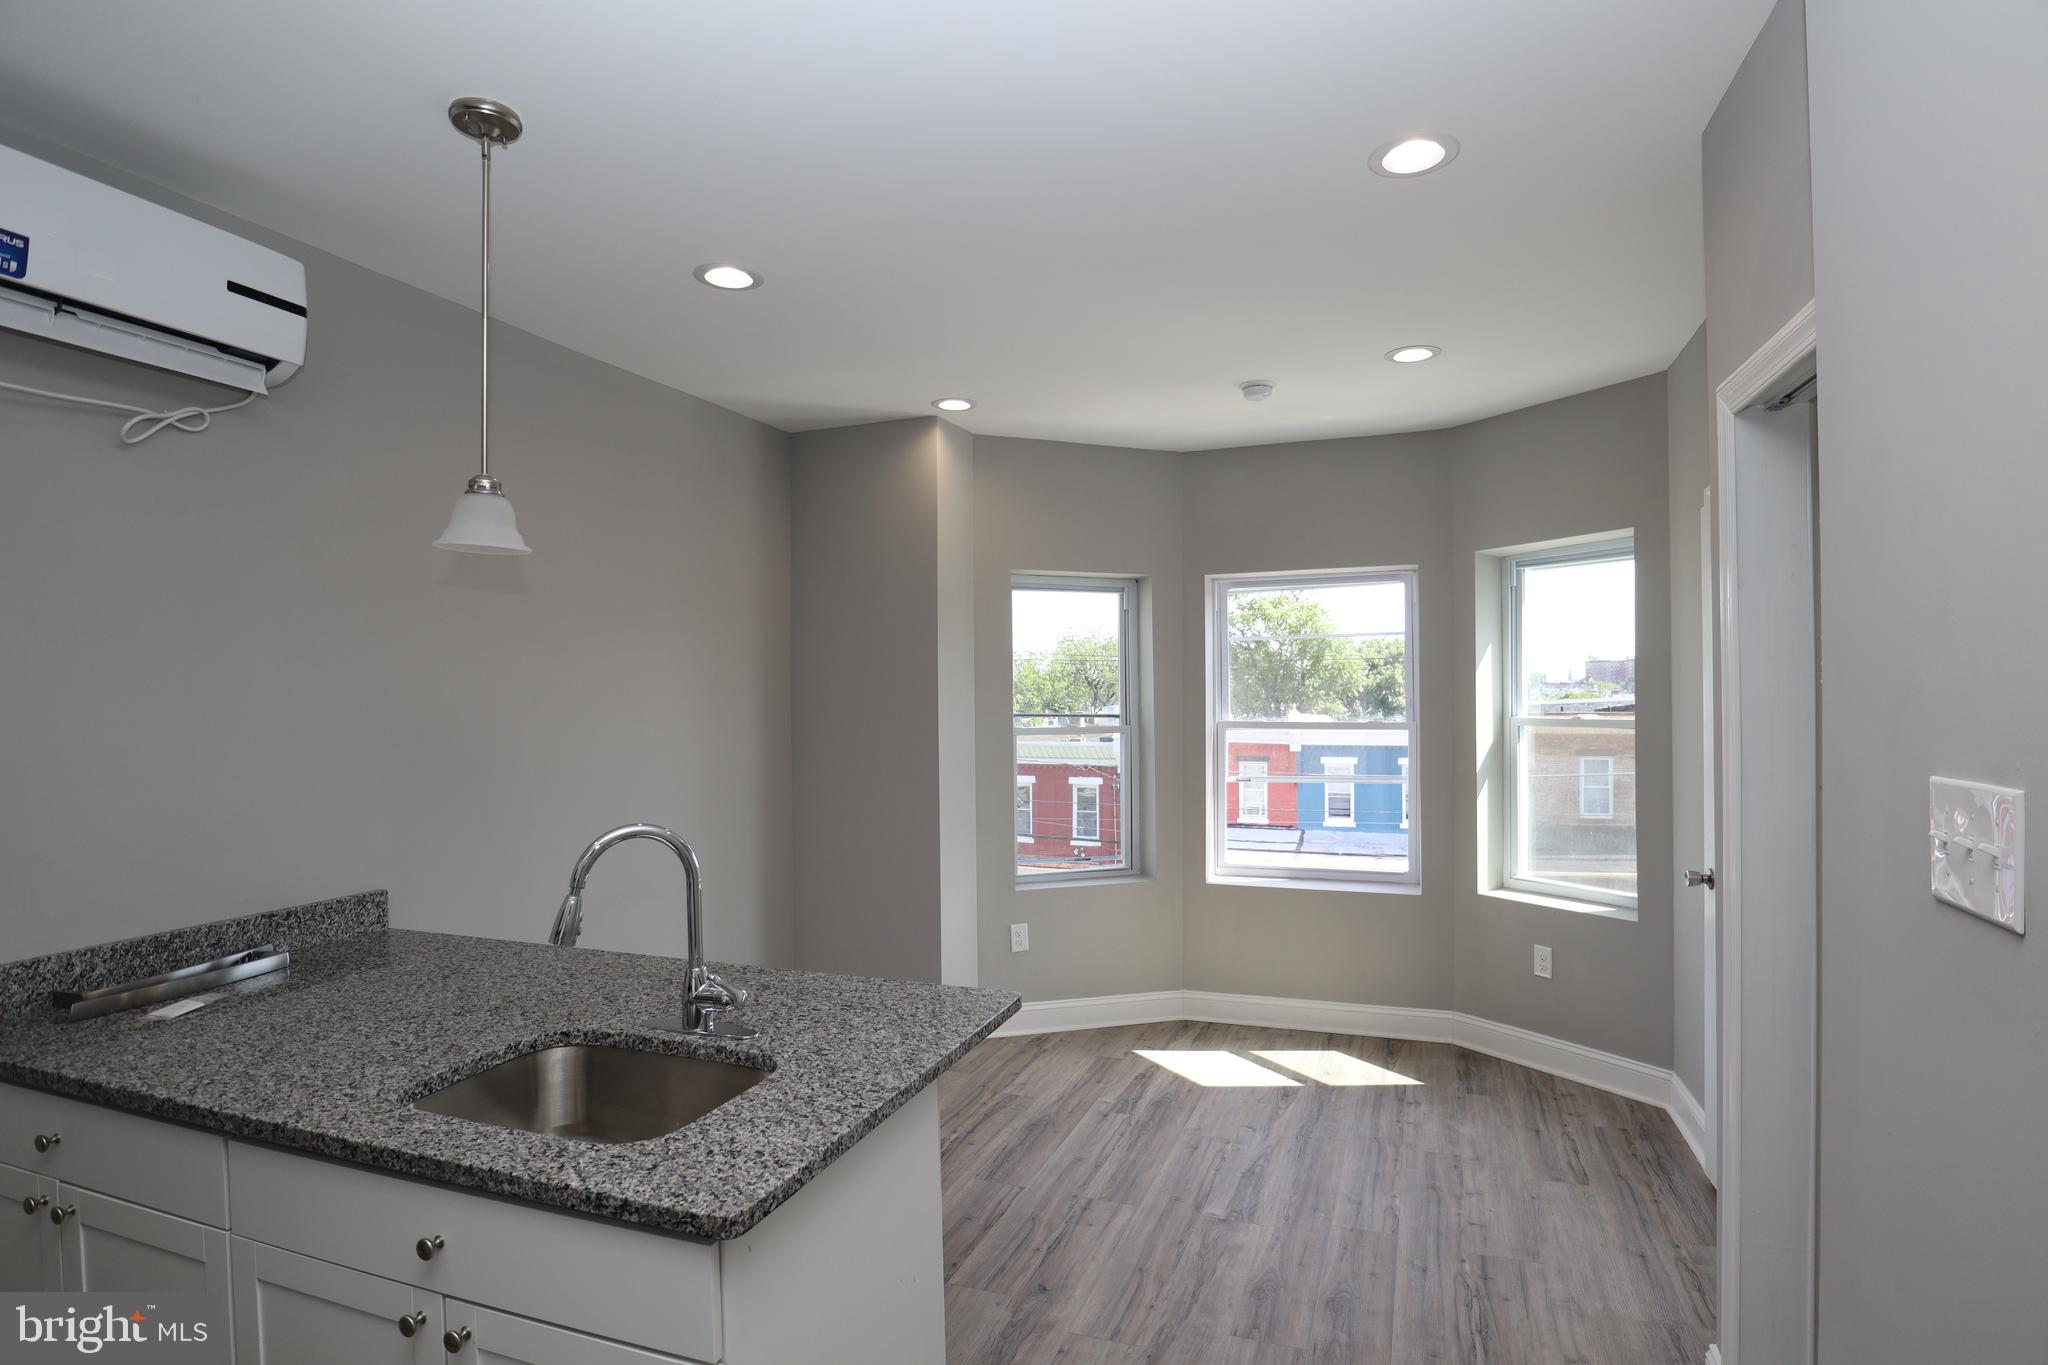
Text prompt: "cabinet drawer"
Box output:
[[228, 1142, 720, 1362], [446, 1300, 701, 1364], [0, 1082, 228, 1226]]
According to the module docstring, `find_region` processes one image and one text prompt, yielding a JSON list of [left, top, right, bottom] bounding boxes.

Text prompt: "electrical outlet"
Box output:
[[1010, 923, 1029, 953], [1533, 945, 1553, 979]]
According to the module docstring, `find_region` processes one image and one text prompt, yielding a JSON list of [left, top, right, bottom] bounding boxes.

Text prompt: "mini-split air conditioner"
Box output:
[[0, 143, 306, 393]]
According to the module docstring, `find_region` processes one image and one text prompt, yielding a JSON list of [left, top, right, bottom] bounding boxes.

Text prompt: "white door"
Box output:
[[56, 1185, 229, 1300], [231, 1237, 440, 1365], [1700, 491, 1719, 1181], [1717, 386, 1820, 1365], [442, 1300, 697, 1364], [0, 1160, 61, 1290]]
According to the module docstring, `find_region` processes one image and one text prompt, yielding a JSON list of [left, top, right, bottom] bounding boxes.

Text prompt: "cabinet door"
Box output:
[[443, 1300, 698, 1365], [231, 1238, 440, 1365], [57, 1184, 229, 1300], [0, 1160, 60, 1289]]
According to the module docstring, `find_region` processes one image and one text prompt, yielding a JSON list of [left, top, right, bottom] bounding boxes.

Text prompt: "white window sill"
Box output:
[[1016, 836, 1035, 844], [1206, 872, 1422, 896], [1324, 818, 1356, 828], [1480, 885, 1638, 922], [1072, 839, 1102, 848], [1017, 871, 1152, 892]]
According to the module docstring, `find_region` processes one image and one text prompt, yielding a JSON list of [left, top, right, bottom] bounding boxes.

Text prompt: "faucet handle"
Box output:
[[690, 971, 748, 1010]]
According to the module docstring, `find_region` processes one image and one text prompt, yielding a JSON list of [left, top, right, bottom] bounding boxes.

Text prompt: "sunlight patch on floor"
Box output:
[[1132, 1050, 1300, 1087], [1252, 1049, 1423, 1086]]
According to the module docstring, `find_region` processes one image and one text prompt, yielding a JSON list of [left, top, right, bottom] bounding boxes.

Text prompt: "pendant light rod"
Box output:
[[479, 135, 491, 480], [447, 96, 523, 491]]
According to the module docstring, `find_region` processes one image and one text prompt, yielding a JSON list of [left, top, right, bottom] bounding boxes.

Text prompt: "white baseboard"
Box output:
[[1667, 1076, 1710, 1180], [994, 987, 1709, 1179], [993, 989, 1184, 1035]]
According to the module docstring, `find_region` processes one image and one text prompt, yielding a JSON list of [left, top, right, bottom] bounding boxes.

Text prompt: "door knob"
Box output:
[[396, 1311, 428, 1338], [1685, 868, 1716, 890], [20, 1195, 47, 1216], [49, 1204, 75, 1225], [443, 1325, 472, 1353]]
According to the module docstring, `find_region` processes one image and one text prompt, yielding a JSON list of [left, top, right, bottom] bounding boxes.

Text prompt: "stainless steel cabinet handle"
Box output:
[[443, 1325, 472, 1353], [32, 1133, 60, 1153], [20, 1195, 47, 1216], [49, 1204, 75, 1225], [397, 1311, 428, 1338], [1684, 868, 1716, 890], [415, 1234, 445, 1261]]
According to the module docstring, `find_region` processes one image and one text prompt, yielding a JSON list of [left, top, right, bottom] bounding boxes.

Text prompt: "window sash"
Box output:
[[1501, 538, 1636, 908], [1015, 783, 1034, 837], [1072, 784, 1102, 840], [1013, 574, 1141, 884], [1208, 568, 1420, 887]]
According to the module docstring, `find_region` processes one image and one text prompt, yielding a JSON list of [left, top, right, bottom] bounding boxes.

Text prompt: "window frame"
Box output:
[[1015, 776, 1035, 842], [1501, 538, 1637, 909], [1207, 566, 1421, 890], [1012, 573, 1142, 885]]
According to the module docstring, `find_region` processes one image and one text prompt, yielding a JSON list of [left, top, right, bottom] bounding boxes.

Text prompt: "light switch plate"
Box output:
[[1930, 777, 2024, 934]]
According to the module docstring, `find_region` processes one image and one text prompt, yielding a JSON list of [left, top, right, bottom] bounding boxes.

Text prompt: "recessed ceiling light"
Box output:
[[693, 263, 760, 291], [1369, 135, 1459, 178], [932, 398, 975, 412], [1386, 345, 1441, 364]]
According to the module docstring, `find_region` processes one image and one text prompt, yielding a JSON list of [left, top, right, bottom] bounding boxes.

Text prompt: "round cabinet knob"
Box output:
[[21, 1195, 47, 1216], [396, 1310, 428, 1338], [415, 1234, 445, 1261], [32, 1133, 60, 1153], [443, 1325, 472, 1353], [49, 1204, 75, 1226]]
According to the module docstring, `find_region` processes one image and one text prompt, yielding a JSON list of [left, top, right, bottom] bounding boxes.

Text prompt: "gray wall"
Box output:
[[1180, 433, 1461, 1009], [971, 437, 1186, 1000], [1448, 376, 1675, 1066], [1664, 325, 1712, 1105], [1, 132, 795, 966], [791, 417, 964, 983], [1807, 2, 2048, 1360], [1702, 0, 1814, 390]]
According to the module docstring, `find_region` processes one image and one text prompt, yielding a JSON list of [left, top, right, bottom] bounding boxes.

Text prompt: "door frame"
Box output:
[[1711, 298, 1819, 1365]]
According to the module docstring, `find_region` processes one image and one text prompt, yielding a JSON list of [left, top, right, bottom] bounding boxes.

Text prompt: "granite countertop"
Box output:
[[0, 903, 1019, 1240]]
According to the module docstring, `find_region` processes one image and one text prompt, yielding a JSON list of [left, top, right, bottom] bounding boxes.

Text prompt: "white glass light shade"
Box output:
[[434, 488, 531, 555]]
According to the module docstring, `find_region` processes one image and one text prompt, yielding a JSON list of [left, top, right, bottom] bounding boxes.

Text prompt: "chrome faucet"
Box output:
[[549, 823, 756, 1038]]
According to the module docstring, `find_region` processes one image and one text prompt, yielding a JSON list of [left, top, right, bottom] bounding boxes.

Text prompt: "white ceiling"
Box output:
[[0, 0, 1770, 451]]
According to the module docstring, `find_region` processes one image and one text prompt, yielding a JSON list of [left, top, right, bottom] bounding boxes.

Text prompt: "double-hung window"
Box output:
[[1209, 568, 1418, 887], [1013, 575, 1140, 881], [1504, 539, 1636, 906]]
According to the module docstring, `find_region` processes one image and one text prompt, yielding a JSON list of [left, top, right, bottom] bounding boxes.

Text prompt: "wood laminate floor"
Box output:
[[939, 1021, 1715, 1365]]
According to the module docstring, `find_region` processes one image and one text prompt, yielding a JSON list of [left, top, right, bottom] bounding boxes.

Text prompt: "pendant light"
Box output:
[[435, 97, 531, 555]]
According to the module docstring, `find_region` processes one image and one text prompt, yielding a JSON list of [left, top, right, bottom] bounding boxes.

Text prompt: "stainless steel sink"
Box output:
[[415, 1044, 766, 1143]]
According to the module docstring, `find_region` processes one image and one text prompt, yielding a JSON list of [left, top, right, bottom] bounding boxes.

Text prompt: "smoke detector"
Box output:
[[1239, 380, 1275, 402]]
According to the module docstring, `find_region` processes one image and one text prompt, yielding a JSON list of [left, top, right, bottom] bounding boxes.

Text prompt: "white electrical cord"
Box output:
[[0, 378, 259, 444]]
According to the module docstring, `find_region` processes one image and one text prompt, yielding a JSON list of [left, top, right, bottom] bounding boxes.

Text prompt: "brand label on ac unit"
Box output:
[[0, 227, 27, 278]]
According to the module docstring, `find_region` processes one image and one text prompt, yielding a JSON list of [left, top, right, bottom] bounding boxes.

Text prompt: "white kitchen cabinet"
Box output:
[[55, 1185, 230, 1298], [231, 1237, 439, 1365], [443, 1300, 695, 1365], [0, 1081, 229, 1226], [0, 1160, 61, 1289]]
